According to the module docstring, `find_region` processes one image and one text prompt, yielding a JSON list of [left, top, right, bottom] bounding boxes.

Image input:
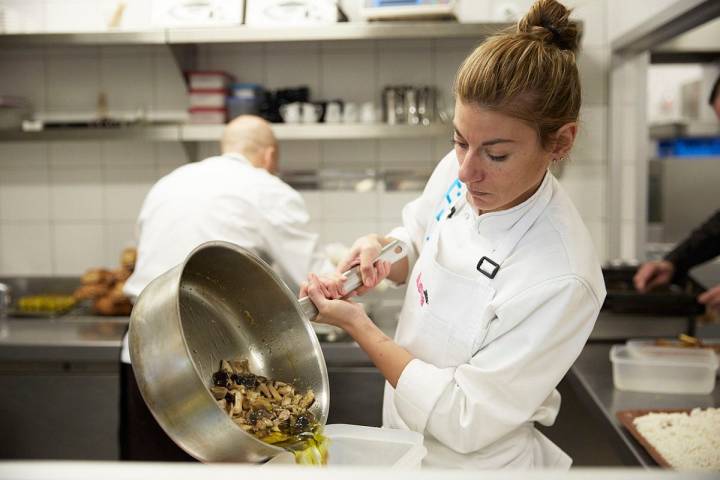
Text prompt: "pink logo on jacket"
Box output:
[[416, 272, 429, 306]]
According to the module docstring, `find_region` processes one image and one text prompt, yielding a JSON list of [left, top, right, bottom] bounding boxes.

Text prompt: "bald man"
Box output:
[[119, 115, 329, 461]]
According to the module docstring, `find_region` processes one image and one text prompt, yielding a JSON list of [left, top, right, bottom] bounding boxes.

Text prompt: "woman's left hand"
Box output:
[[305, 273, 369, 331]]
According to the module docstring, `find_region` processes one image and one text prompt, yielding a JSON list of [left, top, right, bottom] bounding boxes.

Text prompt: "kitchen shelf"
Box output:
[[184, 123, 451, 141], [166, 22, 511, 44], [0, 125, 180, 142], [649, 122, 720, 140], [0, 30, 166, 46], [0, 22, 510, 47], [0, 123, 452, 142]]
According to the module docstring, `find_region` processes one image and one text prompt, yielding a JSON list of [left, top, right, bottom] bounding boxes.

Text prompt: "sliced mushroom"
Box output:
[[258, 382, 271, 399], [231, 359, 249, 374], [231, 391, 244, 416], [268, 383, 282, 402], [220, 359, 232, 373], [299, 390, 315, 409], [277, 385, 293, 396], [211, 386, 228, 400]]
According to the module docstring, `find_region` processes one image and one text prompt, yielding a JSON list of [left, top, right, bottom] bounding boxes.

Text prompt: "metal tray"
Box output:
[[602, 266, 705, 316], [616, 408, 704, 469]]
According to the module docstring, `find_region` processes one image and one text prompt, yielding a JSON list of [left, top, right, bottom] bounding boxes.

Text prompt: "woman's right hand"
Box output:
[[337, 234, 393, 297]]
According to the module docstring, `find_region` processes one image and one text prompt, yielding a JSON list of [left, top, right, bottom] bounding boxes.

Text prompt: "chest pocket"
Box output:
[[415, 260, 496, 367]]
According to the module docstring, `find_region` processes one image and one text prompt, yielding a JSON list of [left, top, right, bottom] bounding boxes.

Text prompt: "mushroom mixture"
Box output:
[[210, 359, 318, 441]]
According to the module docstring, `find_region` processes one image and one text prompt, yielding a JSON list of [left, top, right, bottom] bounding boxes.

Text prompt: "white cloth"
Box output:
[[384, 151, 606, 469], [121, 153, 330, 363]]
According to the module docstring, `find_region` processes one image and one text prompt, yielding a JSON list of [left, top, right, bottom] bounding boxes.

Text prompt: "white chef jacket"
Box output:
[[121, 153, 330, 364], [384, 151, 606, 469]]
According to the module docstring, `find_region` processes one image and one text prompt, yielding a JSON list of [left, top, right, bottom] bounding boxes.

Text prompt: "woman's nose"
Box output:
[[458, 151, 483, 184]]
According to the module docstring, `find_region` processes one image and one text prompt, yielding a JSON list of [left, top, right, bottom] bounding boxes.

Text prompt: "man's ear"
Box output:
[[552, 122, 578, 160], [264, 146, 278, 175]]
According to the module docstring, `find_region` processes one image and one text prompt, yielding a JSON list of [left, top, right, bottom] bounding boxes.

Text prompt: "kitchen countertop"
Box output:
[[0, 317, 129, 362], [3, 317, 719, 470], [0, 462, 717, 480], [0, 316, 378, 366], [568, 342, 720, 467]]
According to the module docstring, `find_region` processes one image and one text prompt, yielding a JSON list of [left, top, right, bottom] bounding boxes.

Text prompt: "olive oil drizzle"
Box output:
[[262, 425, 329, 465]]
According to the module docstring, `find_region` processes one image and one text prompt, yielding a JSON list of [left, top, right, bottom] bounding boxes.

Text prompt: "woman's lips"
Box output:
[[469, 190, 490, 197]]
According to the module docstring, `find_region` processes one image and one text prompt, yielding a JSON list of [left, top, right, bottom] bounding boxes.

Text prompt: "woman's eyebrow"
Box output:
[[481, 139, 514, 146]]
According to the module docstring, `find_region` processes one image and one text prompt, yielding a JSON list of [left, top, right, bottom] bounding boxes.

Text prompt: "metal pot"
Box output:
[[129, 239, 407, 463]]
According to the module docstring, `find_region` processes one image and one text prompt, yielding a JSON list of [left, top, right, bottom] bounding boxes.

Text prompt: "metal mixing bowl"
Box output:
[[129, 241, 329, 463]]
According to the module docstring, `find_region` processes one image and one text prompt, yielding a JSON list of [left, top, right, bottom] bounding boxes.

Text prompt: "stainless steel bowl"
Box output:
[[129, 241, 329, 463]]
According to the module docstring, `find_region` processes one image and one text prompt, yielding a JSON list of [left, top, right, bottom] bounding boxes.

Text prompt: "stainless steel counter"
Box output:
[[0, 318, 128, 362], [568, 343, 720, 467], [0, 316, 377, 365], [0, 462, 718, 479], [4, 317, 718, 468]]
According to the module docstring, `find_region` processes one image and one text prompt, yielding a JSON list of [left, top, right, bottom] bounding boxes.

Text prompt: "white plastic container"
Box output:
[[189, 90, 227, 109], [610, 345, 718, 394], [266, 424, 427, 468], [627, 338, 719, 360]]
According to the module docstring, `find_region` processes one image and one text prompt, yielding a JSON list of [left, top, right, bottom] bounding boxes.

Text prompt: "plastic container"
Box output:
[[610, 345, 718, 394], [626, 339, 720, 377], [189, 90, 227, 108], [627, 339, 720, 360], [266, 424, 427, 468], [188, 107, 227, 124]]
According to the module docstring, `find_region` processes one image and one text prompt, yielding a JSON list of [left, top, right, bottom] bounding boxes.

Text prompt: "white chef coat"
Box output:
[[384, 151, 606, 469], [121, 153, 330, 364]]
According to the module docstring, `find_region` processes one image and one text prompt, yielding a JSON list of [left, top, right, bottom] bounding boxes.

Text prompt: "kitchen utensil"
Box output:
[[342, 102, 358, 123], [129, 239, 408, 463], [280, 102, 301, 123], [602, 265, 705, 316], [0, 282, 9, 338], [417, 87, 436, 126], [360, 101, 376, 124], [325, 101, 342, 123], [405, 88, 420, 125], [301, 102, 323, 123], [383, 87, 405, 125]]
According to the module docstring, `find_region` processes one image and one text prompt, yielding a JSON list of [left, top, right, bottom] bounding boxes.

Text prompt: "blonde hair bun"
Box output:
[[517, 0, 579, 54]]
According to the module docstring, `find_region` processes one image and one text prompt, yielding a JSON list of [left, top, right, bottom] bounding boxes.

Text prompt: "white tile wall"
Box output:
[[559, 163, 606, 221], [577, 47, 609, 106], [103, 222, 136, 267], [103, 168, 155, 221], [0, 223, 53, 275], [52, 223, 105, 275], [0, 0, 612, 274], [574, 106, 607, 165]]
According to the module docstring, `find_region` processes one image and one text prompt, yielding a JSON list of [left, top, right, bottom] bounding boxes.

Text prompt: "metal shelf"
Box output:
[[0, 125, 180, 142], [0, 22, 508, 46], [650, 122, 720, 139], [0, 30, 166, 46], [183, 123, 451, 141], [166, 22, 509, 44], [0, 124, 451, 142]]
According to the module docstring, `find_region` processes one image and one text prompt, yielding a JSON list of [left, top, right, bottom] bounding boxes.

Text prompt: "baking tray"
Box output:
[[602, 266, 705, 316], [616, 408, 699, 468]]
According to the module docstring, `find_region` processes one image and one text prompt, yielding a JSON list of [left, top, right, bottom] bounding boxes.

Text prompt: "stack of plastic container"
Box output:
[[610, 339, 719, 394], [187, 71, 233, 124]]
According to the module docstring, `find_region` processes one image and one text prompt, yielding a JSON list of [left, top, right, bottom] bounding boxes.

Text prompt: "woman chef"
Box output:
[[302, 0, 606, 469]]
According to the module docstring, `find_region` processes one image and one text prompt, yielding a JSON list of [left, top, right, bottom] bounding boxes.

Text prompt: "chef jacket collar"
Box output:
[[221, 152, 252, 166], [473, 170, 552, 234]]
